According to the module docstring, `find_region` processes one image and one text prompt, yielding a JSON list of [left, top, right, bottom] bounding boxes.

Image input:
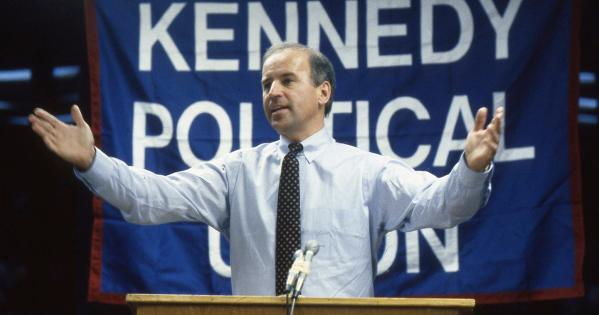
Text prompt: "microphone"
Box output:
[[285, 249, 304, 293], [292, 240, 319, 298]]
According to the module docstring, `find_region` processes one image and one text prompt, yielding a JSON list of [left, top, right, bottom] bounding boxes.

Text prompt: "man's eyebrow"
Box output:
[[280, 72, 297, 79], [262, 72, 297, 85]]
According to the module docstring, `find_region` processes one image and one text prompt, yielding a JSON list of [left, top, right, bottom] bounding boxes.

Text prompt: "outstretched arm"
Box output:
[[28, 105, 96, 170], [464, 106, 504, 172], [29, 105, 231, 228], [374, 107, 503, 232]]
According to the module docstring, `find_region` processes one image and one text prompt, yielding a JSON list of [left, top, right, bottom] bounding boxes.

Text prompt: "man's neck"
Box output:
[[280, 122, 324, 143]]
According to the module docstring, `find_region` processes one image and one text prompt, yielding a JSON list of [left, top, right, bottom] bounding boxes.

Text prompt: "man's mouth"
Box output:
[[270, 105, 288, 114]]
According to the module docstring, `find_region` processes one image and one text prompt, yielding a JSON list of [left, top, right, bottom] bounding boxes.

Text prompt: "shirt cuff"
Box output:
[[73, 147, 114, 189], [455, 153, 493, 189]]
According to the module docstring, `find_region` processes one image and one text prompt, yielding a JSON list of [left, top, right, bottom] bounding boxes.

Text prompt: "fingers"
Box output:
[[492, 106, 504, 135], [29, 113, 55, 137], [473, 107, 488, 131], [487, 130, 499, 151], [29, 108, 67, 151], [30, 115, 59, 152], [41, 132, 59, 153], [32, 107, 63, 129], [71, 104, 86, 127], [484, 106, 503, 136], [483, 107, 503, 145]]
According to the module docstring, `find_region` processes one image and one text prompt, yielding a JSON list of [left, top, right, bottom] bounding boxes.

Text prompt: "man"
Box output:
[[29, 42, 503, 297]]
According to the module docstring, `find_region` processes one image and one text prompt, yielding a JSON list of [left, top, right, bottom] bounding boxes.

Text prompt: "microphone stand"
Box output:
[[289, 292, 298, 315], [286, 240, 320, 315]]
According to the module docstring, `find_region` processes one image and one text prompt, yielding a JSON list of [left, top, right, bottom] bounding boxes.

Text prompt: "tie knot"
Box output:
[[288, 143, 303, 156]]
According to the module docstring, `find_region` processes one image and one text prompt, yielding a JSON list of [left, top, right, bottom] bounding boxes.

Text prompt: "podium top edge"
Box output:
[[126, 294, 475, 308]]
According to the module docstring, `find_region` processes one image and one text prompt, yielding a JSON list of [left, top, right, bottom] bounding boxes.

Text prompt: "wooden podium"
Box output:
[[127, 294, 475, 315]]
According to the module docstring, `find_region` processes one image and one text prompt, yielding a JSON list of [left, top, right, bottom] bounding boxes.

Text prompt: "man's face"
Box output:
[[261, 49, 329, 142]]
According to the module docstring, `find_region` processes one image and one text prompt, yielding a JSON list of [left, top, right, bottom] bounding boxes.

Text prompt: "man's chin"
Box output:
[[270, 120, 294, 137], [270, 121, 287, 134]]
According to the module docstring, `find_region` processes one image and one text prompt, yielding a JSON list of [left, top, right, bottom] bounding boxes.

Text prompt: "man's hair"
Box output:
[[262, 42, 336, 116]]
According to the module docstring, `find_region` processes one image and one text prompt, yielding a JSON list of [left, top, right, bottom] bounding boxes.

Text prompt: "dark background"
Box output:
[[0, 0, 597, 314]]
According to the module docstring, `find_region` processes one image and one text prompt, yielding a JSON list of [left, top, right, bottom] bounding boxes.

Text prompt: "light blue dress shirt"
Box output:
[[76, 127, 492, 297]]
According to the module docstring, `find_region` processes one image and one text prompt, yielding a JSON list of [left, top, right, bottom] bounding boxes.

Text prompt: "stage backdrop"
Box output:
[[84, 0, 583, 303]]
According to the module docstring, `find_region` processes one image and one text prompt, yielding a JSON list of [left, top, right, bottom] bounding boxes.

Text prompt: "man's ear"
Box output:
[[317, 81, 331, 108]]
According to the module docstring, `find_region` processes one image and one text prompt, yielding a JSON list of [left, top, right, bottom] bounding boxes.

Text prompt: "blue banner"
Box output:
[[86, 0, 583, 303]]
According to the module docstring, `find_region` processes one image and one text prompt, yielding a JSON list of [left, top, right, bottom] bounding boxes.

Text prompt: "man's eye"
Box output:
[[262, 82, 271, 91], [283, 78, 292, 85]]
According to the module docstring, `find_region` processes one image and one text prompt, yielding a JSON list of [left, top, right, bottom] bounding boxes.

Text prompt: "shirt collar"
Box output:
[[277, 127, 334, 163]]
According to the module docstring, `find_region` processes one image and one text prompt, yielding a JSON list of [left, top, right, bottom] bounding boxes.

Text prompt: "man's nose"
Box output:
[[267, 80, 283, 97]]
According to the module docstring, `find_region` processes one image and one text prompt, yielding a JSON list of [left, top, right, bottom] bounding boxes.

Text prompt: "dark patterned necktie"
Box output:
[[275, 142, 303, 295]]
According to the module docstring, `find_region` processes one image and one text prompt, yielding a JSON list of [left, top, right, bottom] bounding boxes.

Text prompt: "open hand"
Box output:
[[29, 105, 96, 170], [464, 107, 504, 172]]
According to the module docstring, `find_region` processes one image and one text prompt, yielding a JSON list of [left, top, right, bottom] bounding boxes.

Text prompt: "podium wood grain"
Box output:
[[127, 294, 475, 315]]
